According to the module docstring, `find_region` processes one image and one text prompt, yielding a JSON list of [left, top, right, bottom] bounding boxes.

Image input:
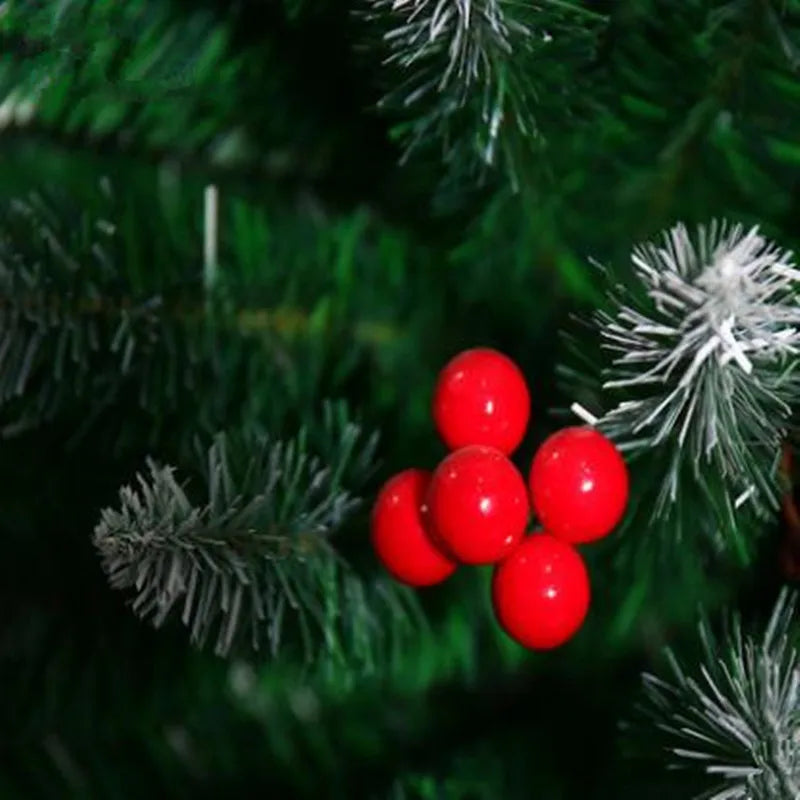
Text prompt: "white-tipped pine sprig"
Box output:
[[362, 0, 603, 181], [639, 591, 800, 800], [374, 0, 532, 165], [598, 220, 800, 518], [93, 406, 418, 663], [381, 0, 521, 97]]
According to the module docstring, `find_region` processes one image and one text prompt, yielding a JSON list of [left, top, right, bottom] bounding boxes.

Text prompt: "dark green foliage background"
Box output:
[[1, 0, 799, 797]]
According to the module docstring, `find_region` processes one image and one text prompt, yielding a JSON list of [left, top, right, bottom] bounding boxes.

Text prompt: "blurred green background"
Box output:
[[1, 0, 799, 797]]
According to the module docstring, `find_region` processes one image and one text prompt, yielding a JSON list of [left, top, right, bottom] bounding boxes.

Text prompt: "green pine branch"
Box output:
[[635, 590, 800, 800], [558, 217, 800, 586], [0, 159, 431, 451], [359, 0, 605, 191], [0, 183, 171, 437], [93, 404, 420, 661], [0, 0, 256, 168], [544, 0, 800, 250]]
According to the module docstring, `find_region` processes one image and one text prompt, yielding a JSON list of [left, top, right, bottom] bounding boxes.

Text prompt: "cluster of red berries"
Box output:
[[371, 348, 629, 650]]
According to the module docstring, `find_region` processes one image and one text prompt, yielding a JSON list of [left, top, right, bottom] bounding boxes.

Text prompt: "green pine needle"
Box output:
[[0, 0, 253, 166], [93, 405, 418, 662], [561, 220, 800, 567], [0, 184, 167, 436], [637, 591, 800, 800], [360, 0, 604, 187]]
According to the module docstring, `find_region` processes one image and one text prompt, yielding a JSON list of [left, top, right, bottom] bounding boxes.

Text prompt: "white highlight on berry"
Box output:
[[570, 402, 599, 426]]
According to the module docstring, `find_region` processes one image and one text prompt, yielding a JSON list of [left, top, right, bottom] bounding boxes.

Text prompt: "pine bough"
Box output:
[[94, 406, 416, 662], [565, 220, 800, 560], [0, 0, 250, 165], [639, 591, 800, 800], [361, 0, 603, 185]]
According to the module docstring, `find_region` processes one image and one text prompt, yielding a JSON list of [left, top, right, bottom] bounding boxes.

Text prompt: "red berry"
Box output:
[[427, 446, 529, 565], [433, 347, 530, 455], [529, 426, 629, 544], [371, 469, 456, 587], [492, 534, 590, 650]]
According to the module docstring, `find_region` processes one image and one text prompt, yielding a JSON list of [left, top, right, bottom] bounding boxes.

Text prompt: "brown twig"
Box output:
[[779, 441, 800, 580]]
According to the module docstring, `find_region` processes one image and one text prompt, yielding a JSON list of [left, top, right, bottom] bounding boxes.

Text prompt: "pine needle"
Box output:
[[93, 407, 417, 662], [360, 0, 603, 186], [638, 591, 800, 800], [602, 222, 800, 515]]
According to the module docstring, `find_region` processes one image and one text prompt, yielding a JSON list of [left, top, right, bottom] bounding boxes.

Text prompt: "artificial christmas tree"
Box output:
[[3, 1, 800, 798]]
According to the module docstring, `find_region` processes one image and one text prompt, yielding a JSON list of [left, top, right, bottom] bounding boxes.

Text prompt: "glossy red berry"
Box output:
[[427, 446, 529, 565], [529, 426, 629, 544], [433, 347, 530, 455], [492, 534, 590, 650], [371, 469, 457, 587]]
